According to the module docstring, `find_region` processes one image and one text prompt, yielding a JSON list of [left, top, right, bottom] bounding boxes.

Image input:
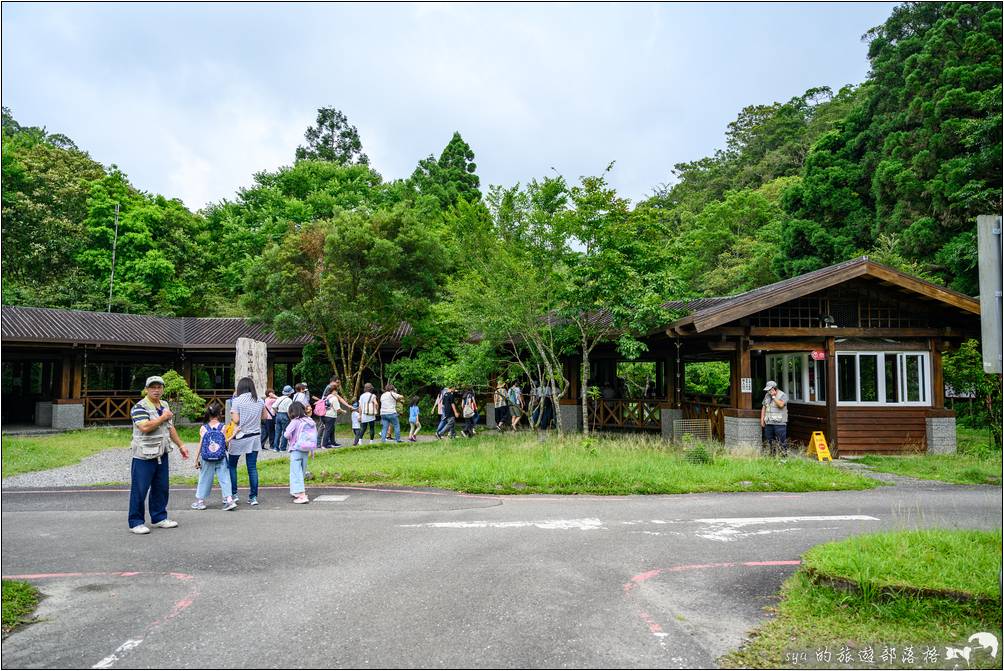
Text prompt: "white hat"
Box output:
[[763, 380, 778, 391], [145, 375, 166, 387]]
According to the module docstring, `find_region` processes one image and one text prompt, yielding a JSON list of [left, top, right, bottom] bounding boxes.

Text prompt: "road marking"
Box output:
[[400, 518, 606, 530], [313, 495, 349, 502], [2, 571, 198, 669], [691, 515, 879, 542], [92, 639, 143, 669], [624, 559, 803, 651]]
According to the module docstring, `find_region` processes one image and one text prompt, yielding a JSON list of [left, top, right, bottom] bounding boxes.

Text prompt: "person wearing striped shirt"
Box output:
[[127, 375, 189, 534]]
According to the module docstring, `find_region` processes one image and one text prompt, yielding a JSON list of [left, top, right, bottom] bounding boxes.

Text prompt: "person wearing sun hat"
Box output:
[[760, 380, 788, 456], [273, 385, 295, 451], [127, 375, 189, 534]]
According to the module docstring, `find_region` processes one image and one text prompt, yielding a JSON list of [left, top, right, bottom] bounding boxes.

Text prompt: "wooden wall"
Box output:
[[836, 407, 930, 455], [787, 403, 827, 446]]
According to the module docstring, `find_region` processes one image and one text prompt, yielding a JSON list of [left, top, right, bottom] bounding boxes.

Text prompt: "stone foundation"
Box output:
[[51, 402, 84, 430], [660, 408, 683, 441], [724, 415, 761, 450], [559, 404, 583, 433], [926, 416, 957, 454], [35, 401, 53, 427]]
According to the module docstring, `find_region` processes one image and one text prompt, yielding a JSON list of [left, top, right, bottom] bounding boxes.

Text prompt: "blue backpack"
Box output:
[[200, 422, 228, 462]]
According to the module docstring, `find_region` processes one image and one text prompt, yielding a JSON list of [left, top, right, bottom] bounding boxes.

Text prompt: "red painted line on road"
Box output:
[[623, 559, 802, 648], [2, 571, 199, 668], [622, 554, 803, 590]]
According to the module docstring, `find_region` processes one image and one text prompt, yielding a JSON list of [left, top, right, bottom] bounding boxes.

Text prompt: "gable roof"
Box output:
[[0, 306, 313, 349], [668, 257, 981, 334]]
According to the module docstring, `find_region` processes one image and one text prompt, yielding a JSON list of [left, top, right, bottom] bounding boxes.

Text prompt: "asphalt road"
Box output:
[[1, 478, 1000, 669]]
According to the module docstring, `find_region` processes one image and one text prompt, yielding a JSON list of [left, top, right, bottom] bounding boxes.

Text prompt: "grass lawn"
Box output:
[[721, 529, 1003, 669], [856, 427, 1001, 486], [2, 580, 40, 634], [1, 426, 200, 478], [213, 433, 879, 495]]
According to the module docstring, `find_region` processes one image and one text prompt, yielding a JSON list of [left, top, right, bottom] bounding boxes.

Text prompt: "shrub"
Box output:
[[159, 370, 205, 422]]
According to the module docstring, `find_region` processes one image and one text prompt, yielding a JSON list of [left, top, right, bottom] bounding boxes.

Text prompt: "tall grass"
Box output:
[[246, 433, 878, 495]]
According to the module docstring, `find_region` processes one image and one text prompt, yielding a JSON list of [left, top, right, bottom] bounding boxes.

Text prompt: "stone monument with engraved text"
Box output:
[[235, 337, 268, 397]]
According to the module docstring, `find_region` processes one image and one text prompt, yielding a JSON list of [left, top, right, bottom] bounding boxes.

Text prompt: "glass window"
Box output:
[[815, 360, 827, 402], [904, 354, 925, 403], [789, 356, 803, 400], [838, 354, 857, 402], [884, 355, 899, 403], [859, 354, 879, 402]]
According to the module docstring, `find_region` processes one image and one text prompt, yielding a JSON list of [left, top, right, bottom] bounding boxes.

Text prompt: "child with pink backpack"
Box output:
[[283, 401, 316, 504]]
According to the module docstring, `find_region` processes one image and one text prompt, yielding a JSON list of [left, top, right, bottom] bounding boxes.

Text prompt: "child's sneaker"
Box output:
[[233, 494, 240, 503], [191, 500, 207, 510], [249, 497, 259, 506], [293, 495, 310, 504], [223, 500, 237, 511]]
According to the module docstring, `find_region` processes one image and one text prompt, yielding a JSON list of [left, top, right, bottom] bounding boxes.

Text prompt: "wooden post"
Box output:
[[267, 356, 275, 391], [182, 357, 193, 389], [729, 345, 739, 408], [931, 337, 945, 409], [739, 336, 752, 409], [60, 355, 72, 399], [825, 336, 838, 456], [71, 354, 83, 399]]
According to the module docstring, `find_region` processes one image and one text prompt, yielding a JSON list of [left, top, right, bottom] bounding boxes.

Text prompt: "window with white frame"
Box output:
[[765, 353, 826, 403], [835, 352, 930, 405]]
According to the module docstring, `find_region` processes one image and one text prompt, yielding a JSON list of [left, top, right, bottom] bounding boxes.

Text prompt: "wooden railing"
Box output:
[[83, 389, 231, 422], [83, 391, 136, 422], [681, 394, 730, 442], [587, 399, 662, 431]]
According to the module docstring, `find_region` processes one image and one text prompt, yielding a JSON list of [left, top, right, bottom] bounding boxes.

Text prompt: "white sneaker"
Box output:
[[130, 524, 151, 534], [222, 500, 237, 511], [152, 519, 178, 529]]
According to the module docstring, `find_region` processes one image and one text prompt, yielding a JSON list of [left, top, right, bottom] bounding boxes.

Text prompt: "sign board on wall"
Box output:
[[740, 377, 752, 393], [810, 351, 826, 361]]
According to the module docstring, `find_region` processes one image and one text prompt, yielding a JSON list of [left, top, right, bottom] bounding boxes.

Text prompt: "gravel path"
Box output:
[[1, 432, 454, 489], [1, 443, 291, 489]]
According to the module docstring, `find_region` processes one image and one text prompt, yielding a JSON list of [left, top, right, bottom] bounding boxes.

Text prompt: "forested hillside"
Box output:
[[3, 1, 1000, 317]]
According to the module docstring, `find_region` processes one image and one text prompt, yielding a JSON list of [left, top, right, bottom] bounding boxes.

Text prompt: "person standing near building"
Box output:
[[320, 377, 352, 449], [128, 375, 189, 534], [493, 381, 509, 432], [273, 385, 294, 452], [358, 382, 380, 445], [228, 377, 265, 506], [435, 385, 459, 439], [379, 383, 405, 443], [508, 383, 524, 431], [262, 389, 278, 450], [760, 380, 788, 456]]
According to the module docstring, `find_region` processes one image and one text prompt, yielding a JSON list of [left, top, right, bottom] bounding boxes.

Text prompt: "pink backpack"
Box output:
[[312, 398, 326, 416]]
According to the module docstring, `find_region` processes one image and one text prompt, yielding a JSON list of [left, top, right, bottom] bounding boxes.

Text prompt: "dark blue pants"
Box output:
[[129, 456, 170, 529], [228, 451, 259, 499], [763, 424, 788, 455], [263, 418, 275, 449]]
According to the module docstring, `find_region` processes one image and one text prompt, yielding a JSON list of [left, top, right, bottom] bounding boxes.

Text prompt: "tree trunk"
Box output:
[[581, 332, 590, 435]]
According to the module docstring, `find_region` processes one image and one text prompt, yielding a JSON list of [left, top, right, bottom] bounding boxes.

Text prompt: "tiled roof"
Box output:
[[670, 256, 980, 333], [1, 306, 311, 348]]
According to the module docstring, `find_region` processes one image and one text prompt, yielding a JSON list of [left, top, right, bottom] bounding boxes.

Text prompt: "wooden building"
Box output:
[[0, 307, 311, 428], [562, 257, 981, 455]]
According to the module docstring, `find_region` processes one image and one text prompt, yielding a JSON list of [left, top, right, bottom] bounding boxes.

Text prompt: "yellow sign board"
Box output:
[[809, 431, 833, 461]]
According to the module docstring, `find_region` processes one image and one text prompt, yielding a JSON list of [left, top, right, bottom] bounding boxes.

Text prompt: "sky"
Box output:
[[1, 2, 898, 211]]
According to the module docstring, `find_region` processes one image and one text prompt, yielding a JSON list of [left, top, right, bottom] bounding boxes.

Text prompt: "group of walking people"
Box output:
[[127, 373, 554, 532]]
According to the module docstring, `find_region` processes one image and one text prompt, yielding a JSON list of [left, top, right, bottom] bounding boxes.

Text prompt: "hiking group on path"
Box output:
[[127, 374, 556, 532]]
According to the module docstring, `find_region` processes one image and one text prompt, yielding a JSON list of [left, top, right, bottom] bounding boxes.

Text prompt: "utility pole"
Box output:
[[107, 203, 120, 312]]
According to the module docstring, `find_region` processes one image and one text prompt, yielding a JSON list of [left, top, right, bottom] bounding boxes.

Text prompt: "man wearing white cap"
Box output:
[[128, 375, 189, 534], [760, 380, 788, 456]]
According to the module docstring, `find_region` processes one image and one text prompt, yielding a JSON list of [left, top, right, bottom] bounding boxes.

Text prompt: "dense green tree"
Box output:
[[243, 203, 447, 397], [410, 131, 482, 208], [779, 2, 1002, 293], [1, 118, 106, 307], [557, 169, 684, 432], [295, 106, 369, 165]]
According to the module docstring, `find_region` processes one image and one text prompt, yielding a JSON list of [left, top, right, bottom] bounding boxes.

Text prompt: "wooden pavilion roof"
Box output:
[[666, 256, 980, 335]]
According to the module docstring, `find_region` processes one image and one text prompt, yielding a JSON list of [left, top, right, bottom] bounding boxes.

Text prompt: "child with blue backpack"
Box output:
[[283, 401, 316, 504], [192, 401, 237, 511]]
